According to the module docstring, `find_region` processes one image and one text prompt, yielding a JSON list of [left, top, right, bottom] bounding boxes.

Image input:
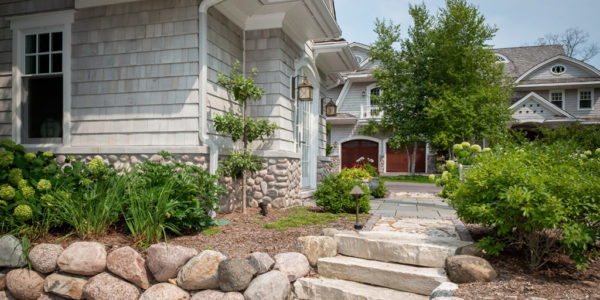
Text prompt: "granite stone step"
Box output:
[[317, 256, 448, 295], [334, 231, 472, 268], [293, 277, 428, 300]]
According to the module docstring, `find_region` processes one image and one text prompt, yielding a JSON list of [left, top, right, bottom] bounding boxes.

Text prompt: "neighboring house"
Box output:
[[0, 0, 357, 211], [496, 45, 600, 134], [326, 42, 433, 175]]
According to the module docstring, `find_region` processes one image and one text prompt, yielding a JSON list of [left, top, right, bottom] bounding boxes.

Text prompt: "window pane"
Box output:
[[51, 54, 62, 73], [25, 55, 36, 74], [38, 55, 49, 73], [580, 100, 592, 109], [25, 35, 36, 54], [24, 77, 63, 139], [39, 33, 49, 52], [51, 32, 62, 51]]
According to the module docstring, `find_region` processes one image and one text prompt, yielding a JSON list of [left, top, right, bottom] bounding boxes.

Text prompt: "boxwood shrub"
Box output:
[[314, 168, 371, 213]]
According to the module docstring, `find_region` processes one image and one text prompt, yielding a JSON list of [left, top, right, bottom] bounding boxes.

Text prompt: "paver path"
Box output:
[[369, 195, 456, 219], [385, 181, 442, 193]]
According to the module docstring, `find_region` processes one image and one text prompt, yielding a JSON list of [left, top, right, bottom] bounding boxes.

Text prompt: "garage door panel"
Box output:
[[386, 144, 426, 173], [342, 140, 379, 172]]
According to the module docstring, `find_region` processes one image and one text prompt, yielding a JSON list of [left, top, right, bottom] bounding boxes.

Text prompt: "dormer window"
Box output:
[[495, 54, 509, 63], [551, 64, 566, 75]]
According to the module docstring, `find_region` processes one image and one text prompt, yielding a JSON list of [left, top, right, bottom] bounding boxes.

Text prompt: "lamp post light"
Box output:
[[350, 184, 364, 230]]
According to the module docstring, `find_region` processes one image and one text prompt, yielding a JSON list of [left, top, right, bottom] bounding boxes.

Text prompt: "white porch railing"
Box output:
[[359, 105, 383, 119]]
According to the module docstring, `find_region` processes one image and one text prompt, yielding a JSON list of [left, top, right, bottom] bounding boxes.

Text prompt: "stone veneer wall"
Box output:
[[316, 156, 334, 182], [219, 157, 301, 213]]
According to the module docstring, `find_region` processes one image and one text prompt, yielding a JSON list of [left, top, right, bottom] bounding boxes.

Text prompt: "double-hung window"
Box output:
[[578, 89, 593, 110], [549, 90, 564, 109], [10, 10, 73, 145]]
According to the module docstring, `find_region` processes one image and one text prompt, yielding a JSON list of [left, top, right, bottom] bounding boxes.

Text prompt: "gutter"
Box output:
[[199, 0, 225, 174]]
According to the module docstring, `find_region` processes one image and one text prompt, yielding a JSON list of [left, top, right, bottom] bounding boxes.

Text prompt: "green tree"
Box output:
[[368, 0, 512, 165], [215, 62, 279, 214]]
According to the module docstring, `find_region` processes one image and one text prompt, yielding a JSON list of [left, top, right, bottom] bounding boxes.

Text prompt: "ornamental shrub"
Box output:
[[440, 142, 600, 270], [313, 174, 371, 213], [0, 185, 15, 200], [13, 204, 33, 222], [371, 179, 388, 198]]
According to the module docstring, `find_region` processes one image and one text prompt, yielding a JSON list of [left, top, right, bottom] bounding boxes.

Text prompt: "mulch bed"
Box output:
[[37, 207, 365, 258], [454, 224, 600, 300]]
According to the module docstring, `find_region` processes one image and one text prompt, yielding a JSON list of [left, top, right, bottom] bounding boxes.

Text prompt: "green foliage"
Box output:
[[369, 0, 512, 154], [217, 61, 264, 104], [214, 113, 279, 144], [325, 144, 333, 156], [0, 139, 225, 245], [371, 179, 388, 198], [439, 142, 600, 270], [539, 123, 600, 150], [314, 169, 371, 214], [218, 151, 264, 178], [383, 175, 433, 184]]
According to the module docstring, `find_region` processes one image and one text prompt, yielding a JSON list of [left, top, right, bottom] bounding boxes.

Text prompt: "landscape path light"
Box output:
[[350, 184, 364, 230]]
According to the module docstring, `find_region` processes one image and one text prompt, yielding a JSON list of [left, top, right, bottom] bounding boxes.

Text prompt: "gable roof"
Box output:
[[515, 55, 600, 83], [495, 45, 565, 78], [509, 92, 575, 119]]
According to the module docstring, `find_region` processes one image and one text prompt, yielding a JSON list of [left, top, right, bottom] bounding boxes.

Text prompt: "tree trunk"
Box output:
[[242, 101, 248, 214], [410, 142, 417, 176], [405, 145, 412, 175]]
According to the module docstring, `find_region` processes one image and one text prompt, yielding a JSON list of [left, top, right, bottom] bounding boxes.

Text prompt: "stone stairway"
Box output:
[[293, 218, 472, 300]]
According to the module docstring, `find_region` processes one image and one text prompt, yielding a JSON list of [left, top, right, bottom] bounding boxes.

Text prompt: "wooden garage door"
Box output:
[[386, 144, 426, 173], [342, 140, 379, 171]]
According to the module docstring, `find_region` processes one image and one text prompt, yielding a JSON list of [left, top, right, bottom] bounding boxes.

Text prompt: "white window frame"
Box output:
[[551, 64, 567, 75], [548, 90, 565, 110], [577, 89, 594, 111], [10, 10, 74, 146], [366, 83, 382, 107]]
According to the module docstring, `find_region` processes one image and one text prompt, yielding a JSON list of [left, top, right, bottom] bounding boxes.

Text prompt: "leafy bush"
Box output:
[[314, 168, 371, 214], [0, 139, 224, 245], [218, 151, 264, 178], [439, 142, 600, 270], [371, 179, 388, 198]]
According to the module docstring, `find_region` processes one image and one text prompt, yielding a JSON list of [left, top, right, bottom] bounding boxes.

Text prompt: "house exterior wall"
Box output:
[[338, 81, 369, 115], [515, 88, 600, 118], [71, 0, 202, 146]]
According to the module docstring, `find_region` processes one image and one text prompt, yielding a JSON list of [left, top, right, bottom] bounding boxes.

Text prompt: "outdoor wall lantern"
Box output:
[[297, 76, 314, 101], [325, 98, 337, 116]]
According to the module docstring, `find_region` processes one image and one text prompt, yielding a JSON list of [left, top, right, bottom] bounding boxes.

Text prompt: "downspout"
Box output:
[[199, 0, 225, 174]]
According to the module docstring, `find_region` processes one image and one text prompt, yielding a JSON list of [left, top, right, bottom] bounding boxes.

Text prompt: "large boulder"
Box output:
[[0, 236, 26, 268], [177, 250, 226, 290], [57, 242, 106, 276], [82, 273, 140, 300], [295, 236, 337, 267], [29, 244, 63, 274], [247, 252, 274, 274], [273, 252, 310, 282], [106, 246, 151, 289], [243, 271, 290, 300], [218, 258, 257, 292], [190, 290, 243, 300], [138, 283, 190, 300], [146, 243, 198, 282], [445, 255, 497, 283], [5, 268, 44, 300], [43, 273, 87, 300]]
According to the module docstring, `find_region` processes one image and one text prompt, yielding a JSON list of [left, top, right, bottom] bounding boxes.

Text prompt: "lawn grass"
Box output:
[[381, 175, 434, 184], [263, 207, 370, 231]]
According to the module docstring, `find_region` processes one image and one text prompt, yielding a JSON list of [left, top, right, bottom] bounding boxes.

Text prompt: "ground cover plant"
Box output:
[[437, 141, 600, 270], [381, 175, 433, 184], [0, 140, 224, 247], [262, 207, 370, 231]]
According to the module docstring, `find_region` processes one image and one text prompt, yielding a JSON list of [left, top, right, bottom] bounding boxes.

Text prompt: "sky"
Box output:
[[335, 0, 600, 68]]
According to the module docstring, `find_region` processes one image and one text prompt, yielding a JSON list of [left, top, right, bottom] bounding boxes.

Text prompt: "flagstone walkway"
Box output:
[[369, 192, 456, 219]]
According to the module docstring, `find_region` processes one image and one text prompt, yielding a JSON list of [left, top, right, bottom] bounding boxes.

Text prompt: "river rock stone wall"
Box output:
[[220, 157, 301, 213]]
